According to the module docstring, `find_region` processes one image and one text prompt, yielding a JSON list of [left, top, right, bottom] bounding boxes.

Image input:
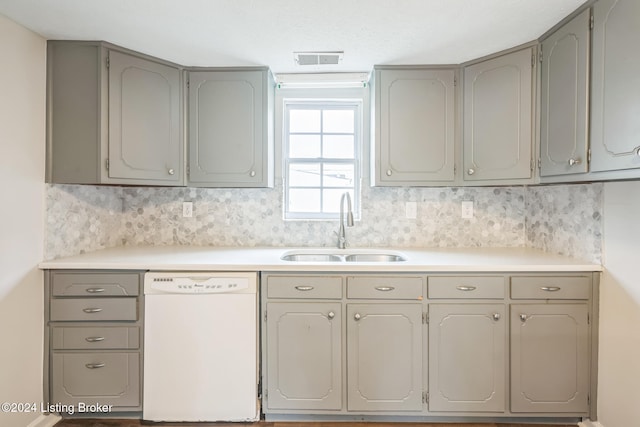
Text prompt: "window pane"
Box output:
[[323, 109, 354, 133], [323, 189, 354, 213], [289, 189, 320, 212], [289, 134, 321, 158], [289, 163, 321, 187], [323, 163, 354, 187], [289, 109, 320, 133], [323, 135, 354, 159]]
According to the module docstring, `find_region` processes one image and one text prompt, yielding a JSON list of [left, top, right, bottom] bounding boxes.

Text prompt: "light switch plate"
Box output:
[[182, 201, 193, 218], [405, 202, 417, 219]]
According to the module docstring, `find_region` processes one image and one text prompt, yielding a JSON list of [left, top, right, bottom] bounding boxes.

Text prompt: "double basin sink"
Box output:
[[281, 249, 407, 263]]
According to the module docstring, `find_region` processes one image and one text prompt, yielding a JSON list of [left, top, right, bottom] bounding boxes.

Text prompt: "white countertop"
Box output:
[[39, 246, 602, 272]]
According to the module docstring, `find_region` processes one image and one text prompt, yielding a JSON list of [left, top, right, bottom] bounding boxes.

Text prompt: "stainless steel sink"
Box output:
[[280, 250, 407, 263], [344, 253, 406, 262], [280, 253, 343, 262]]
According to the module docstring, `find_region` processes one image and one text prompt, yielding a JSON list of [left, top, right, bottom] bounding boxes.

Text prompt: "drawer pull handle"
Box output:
[[327, 311, 335, 319], [520, 314, 528, 322], [85, 288, 105, 293], [456, 286, 477, 291], [375, 286, 395, 292], [85, 363, 105, 369], [492, 313, 501, 321], [85, 336, 105, 343], [82, 308, 103, 313], [295, 286, 314, 291], [541, 286, 561, 292], [354, 313, 361, 321]]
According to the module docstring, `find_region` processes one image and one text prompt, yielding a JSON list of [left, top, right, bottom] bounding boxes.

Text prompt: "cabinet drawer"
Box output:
[[347, 276, 423, 300], [51, 352, 140, 407], [52, 272, 139, 296], [50, 298, 138, 321], [511, 276, 591, 300], [52, 326, 140, 350], [267, 275, 343, 299], [428, 276, 505, 299]]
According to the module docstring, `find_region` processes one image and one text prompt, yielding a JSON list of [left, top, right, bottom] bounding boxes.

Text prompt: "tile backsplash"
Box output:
[[45, 182, 603, 263]]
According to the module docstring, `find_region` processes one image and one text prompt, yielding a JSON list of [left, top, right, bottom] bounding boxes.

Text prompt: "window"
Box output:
[[284, 100, 361, 220]]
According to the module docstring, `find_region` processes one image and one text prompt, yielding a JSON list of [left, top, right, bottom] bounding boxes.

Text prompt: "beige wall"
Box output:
[[0, 13, 46, 427], [598, 181, 640, 427]]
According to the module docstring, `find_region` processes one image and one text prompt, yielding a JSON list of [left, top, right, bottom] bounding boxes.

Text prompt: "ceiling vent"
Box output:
[[294, 51, 344, 66]]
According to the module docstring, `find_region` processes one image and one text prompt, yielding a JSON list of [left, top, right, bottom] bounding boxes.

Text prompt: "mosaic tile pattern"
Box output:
[[44, 182, 603, 263], [525, 183, 603, 263], [45, 184, 123, 260]]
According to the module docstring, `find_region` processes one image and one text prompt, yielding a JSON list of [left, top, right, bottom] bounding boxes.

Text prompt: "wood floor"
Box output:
[[53, 421, 579, 427]]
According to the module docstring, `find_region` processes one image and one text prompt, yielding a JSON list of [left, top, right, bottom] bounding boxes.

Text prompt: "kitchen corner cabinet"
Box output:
[[187, 69, 274, 187], [372, 67, 457, 186], [463, 47, 534, 183], [46, 41, 183, 186], [539, 9, 590, 177], [590, 0, 640, 173], [44, 270, 144, 412]]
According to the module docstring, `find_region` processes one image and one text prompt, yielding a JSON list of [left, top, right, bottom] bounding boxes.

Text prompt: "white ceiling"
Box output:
[[0, 0, 588, 73]]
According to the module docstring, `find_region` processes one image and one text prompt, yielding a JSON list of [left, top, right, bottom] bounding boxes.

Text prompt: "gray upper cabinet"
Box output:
[[187, 69, 274, 187], [463, 48, 534, 183], [372, 67, 457, 186], [540, 9, 590, 177], [590, 0, 640, 173], [46, 41, 184, 186]]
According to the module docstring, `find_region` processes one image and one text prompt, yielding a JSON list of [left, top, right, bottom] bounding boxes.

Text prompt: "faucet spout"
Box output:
[[337, 192, 354, 249]]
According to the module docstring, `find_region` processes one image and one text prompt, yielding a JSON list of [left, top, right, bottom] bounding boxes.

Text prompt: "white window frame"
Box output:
[[282, 97, 363, 221]]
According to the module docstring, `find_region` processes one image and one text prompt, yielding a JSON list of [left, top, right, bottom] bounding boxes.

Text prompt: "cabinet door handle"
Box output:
[[375, 286, 395, 292], [492, 313, 501, 321], [540, 286, 561, 292], [354, 313, 361, 321], [467, 168, 475, 175], [519, 314, 528, 322], [456, 285, 477, 291], [249, 170, 256, 177], [82, 308, 103, 313], [85, 363, 106, 369], [386, 169, 393, 176], [568, 158, 582, 166], [85, 288, 105, 293], [327, 311, 335, 319], [85, 336, 106, 342], [168, 168, 175, 175], [294, 285, 314, 291]]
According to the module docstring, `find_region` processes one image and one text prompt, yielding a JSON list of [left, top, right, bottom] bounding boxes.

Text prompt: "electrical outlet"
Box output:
[[182, 201, 193, 218], [461, 200, 474, 219], [405, 202, 417, 219]]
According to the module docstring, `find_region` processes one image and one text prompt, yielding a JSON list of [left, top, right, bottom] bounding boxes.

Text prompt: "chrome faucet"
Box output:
[[336, 192, 354, 249]]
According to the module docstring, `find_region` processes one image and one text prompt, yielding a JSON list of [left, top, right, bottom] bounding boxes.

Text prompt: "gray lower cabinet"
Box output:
[[372, 67, 457, 185], [590, 0, 640, 173], [428, 304, 506, 412], [539, 9, 590, 177], [265, 302, 342, 410], [463, 47, 534, 183], [45, 271, 144, 412], [46, 41, 183, 186], [510, 304, 589, 413], [347, 303, 423, 411], [187, 69, 274, 187]]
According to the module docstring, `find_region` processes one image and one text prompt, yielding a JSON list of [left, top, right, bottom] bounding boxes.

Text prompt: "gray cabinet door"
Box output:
[[374, 68, 456, 185], [265, 302, 342, 410], [428, 304, 506, 412], [188, 70, 271, 187], [108, 51, 182, 183], [463, 48, 533, 182], [510, 304, 589, 413], [591, 0, 640, 172], [347, 303, 423, 411], [540, 9, 590, 176]]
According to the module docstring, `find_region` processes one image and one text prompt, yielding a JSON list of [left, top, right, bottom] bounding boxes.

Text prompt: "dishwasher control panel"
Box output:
[[144, 272, 256, 295]]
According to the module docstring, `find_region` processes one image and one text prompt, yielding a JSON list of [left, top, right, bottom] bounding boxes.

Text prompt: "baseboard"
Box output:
[[27, 413, 61, 427], [578, 420, 605, 427]]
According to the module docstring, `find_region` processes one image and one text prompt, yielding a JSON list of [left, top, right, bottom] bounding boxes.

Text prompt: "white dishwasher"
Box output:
[[143, 271, 259, 422]]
